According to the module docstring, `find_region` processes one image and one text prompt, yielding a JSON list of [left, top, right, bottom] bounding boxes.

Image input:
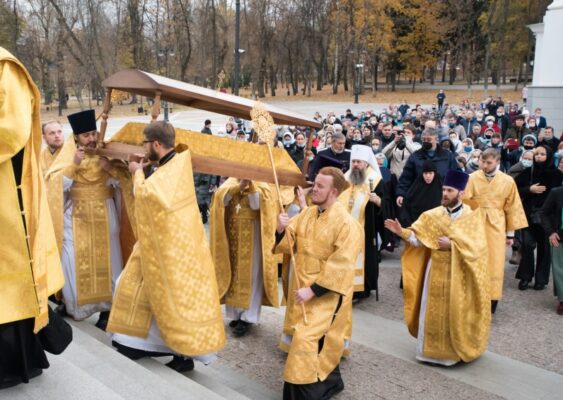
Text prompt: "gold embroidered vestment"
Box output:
[[276, 202, 363, 384], [400, 206, 491, 362]]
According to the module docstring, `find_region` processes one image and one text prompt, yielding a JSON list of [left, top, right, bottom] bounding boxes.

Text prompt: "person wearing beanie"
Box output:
[[506, 115, 531, 142], [464, 149, 528, 313], [481, 115, 500, 134], [501, 133, 537, 171], [385, 170, 491, 366]]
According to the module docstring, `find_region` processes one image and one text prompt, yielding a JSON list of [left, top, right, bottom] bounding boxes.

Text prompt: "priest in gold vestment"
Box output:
[[385, 170, 491, 366], [464, 149, 528, 313], [276, 167, 363, 400], [210, 177, 278, 337], [40, 120, 63, 175], [45, 110, 133, 330], [0, 47, 64, 388], [108, 121, 225, 372]]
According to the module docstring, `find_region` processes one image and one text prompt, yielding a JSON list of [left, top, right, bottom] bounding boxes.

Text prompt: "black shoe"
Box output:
[[113, 341, 173, 360], [55, 303, 67, 317], [229, 319, 240, 328], [518, 280, 530, 290], [533, 282, 546, 290], [321, 380, 345, 400], [95, 311, 110, 331], [166, 356, 194, 372], [233, 320, 250, 337]]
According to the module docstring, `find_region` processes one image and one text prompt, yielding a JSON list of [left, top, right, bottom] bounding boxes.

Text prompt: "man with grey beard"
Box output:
[[309, 132, 351, 181], [338, 145, 392, 300]]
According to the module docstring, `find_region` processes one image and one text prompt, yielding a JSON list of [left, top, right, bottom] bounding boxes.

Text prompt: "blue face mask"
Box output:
[[448, 122, 455, 128], [464, 146, 473, 152], [521, 159, 533, 168]]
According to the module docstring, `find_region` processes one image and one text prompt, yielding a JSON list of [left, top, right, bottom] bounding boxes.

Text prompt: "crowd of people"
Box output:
[[2, 42, 562, 400], [201, 99, 562, 318]]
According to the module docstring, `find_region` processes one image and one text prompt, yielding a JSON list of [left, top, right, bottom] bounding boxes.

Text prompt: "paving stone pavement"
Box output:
[[213, 244, 563, 399]]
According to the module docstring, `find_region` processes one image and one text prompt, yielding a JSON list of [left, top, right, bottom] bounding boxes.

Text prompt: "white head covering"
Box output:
[[351, 144, 380, 174]]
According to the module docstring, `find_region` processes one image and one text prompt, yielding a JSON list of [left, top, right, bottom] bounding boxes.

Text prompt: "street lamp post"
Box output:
[[354, 63, 363, 104], [234, 0, 241, 96], [158, 48, 175, 121]]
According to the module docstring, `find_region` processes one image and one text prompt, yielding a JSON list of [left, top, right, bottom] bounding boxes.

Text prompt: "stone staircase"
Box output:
[[4, 275, 563, 400], [2, 314, 280, 400]]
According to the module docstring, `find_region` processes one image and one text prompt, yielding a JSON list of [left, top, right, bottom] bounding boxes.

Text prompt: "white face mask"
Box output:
[[487, 121, 494, 127]]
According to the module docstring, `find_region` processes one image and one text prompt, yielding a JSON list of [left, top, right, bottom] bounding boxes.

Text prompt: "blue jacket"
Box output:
[[396, 148, 459, 197]]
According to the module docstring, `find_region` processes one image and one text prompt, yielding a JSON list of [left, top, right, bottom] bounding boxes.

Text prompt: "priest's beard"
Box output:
[[441, 192, 461, 208], [147, 144, 159, 161], [350, 168, 366, 185]]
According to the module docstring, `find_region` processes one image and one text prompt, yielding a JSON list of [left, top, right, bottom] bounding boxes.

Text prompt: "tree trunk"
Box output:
[[210, 0, 218, 88], [270, 65, 276, 96], [372, 54, 378, 96], [497, 0, 509, 97], [441, 53, 447, 83], [56, 34, 67, 116], [342, 62, 348, 91], [515, 62, 522, 91], [316, 60, 323, 91], [332, 4, 340, 95], [483, 45, 490, 96], [448, 51, 456, 85], [391, 63, 397, 92], [257, 57, 266, 98]]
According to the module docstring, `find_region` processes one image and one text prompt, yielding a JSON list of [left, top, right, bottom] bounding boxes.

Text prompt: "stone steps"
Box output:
[[2, 321, 223, 400], [67, 316, 279, 400]]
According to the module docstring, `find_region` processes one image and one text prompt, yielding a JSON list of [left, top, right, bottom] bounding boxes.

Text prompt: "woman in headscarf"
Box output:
[[399, 160, 443, 227], [515, 145, 563, 290]]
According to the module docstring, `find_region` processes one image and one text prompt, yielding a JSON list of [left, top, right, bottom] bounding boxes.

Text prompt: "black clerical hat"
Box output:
[[443, 170, 469, 191], [68, 109, 97, 135]]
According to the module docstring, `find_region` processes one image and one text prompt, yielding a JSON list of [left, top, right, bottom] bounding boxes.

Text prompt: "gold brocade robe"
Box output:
[[276, 202, 363, 384], [108, 150, 225, 356], [464, 170, 528, 299], [40, 147, 61, 177], [400, 206, 491, 362], [339, 167, 381, 292], [0, 47, 64, 332], [45, 146, 135, 307], [210, 178, 279, 308]]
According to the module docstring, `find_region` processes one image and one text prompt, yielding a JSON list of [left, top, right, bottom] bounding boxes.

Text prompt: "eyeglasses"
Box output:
[[143, 140, 155, 144]]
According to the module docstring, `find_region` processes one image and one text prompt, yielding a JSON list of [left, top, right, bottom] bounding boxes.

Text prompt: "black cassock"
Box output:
[[1, 150, 50, 389], [354, 179, 394, 301], [0, 319, 50, 388]]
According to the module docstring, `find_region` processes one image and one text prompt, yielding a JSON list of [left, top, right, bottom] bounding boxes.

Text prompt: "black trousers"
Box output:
[[283, 365, 343, 400], [0, 318, 49, 385], [516, 224, 551, 285]]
